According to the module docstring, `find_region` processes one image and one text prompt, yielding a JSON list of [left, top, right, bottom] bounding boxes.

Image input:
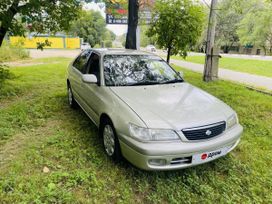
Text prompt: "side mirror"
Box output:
[[82, 74, 97, 84], [178, 71, 184, 78]]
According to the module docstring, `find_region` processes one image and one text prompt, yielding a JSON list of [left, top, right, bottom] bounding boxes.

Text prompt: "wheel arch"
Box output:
[[99, 113, 113, 135], [67, 79, 70, 87]]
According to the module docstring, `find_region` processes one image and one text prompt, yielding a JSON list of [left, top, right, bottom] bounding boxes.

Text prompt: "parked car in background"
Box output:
[[67, 48, 243, 170], [81, 42, 91, 51], [146, 45, 156, 52]]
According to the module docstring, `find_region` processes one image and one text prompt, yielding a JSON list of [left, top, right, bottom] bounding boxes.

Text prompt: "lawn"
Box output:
[[0, 42, 29, 62], [0, 58, 271, 203], [172, 55, 272, 78]]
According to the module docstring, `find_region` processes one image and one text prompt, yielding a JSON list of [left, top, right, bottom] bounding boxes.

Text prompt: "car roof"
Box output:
[[89, 48, 155, 56]]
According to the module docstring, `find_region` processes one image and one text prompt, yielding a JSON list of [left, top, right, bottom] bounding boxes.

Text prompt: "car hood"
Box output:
[[110, 83, 234, 130]]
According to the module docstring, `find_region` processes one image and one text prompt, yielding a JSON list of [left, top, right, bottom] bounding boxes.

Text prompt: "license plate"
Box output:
[[192, 146, 231, 165]]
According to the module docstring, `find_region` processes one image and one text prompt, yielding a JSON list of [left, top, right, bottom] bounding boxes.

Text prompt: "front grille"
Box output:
[[182, 121, 226, 141]]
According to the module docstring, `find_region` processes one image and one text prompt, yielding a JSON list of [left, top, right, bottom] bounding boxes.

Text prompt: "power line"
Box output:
[[202, 0, 211, 9]]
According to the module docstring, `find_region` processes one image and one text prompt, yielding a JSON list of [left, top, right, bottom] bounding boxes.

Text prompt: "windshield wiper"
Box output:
[[127, 81, 160, 86], [160, 79, 184, 84]]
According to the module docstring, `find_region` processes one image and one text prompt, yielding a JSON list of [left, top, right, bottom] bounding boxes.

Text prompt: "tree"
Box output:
[[125, 0, 139, 49], [69, 10, 107, 47], [0, 0, 82, 46], [147, 0, 204, 63], [237, 0, 272, 55], [103, 30, 116, 48], [215, 0, 242, 53], [104, 30, 116, 42], [140, 25, 156, 47], [119, 33, 126, 47], [105, 41, 113, 48]]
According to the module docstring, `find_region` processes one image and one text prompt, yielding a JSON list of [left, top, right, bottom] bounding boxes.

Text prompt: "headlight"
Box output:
[[227, 114, 238, 129], [129, 123, 180, 141]]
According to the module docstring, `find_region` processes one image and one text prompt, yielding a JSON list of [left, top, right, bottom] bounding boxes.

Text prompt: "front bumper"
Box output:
[[119, 124, 243, 170]]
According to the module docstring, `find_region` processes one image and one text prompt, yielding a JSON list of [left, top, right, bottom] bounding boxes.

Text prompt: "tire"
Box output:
[[67, 84, 77, 109], [101, 119, 122, 162]]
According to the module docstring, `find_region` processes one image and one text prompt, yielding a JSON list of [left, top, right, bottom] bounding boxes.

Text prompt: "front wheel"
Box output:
[[67, 85, 77, 109], [101, 119, 122, 162]]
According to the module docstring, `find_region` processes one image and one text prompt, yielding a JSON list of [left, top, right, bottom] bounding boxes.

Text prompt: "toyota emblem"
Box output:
[[206, 130, 212, 136]]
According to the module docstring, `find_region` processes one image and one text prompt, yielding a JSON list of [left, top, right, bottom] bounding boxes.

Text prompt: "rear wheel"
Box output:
[[101, 119, 122, 161], [67, 84, 77, 109]]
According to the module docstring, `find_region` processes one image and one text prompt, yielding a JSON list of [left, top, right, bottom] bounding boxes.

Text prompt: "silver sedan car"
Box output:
[[67, 49, 243, 170]]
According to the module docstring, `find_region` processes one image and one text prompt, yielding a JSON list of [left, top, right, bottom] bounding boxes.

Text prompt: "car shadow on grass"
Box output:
[[59, 94, 247, 181], [0, 92, 251, 203]]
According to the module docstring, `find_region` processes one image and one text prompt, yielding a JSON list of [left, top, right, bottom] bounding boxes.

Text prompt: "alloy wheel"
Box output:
[[103, 125, 115, 156]]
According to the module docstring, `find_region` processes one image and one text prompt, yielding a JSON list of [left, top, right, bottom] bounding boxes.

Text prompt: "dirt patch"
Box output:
[[5, 61, 49, 67], [29, 49, 80, 59]]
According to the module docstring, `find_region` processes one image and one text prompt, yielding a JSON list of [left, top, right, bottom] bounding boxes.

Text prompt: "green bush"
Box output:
[[0, 41, 29, 62], [105, 41, 113, 48], [0, 64, 12, 87], [93, 44, 101, 48]]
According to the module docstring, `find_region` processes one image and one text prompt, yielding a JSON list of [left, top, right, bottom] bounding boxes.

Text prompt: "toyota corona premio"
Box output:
[[66, 49, 243, 170]]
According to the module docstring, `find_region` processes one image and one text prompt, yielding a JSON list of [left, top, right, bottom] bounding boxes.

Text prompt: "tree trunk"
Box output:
[[125, 0, 139, 49], [0, 0, 20, 47], [167, 46, 171, 63], [0, 27, 7, 46], [224, 45, 230, 53], [262, 46, 267, 56]]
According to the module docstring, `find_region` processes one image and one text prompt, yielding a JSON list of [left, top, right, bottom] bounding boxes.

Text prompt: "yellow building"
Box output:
[[10, 36, 81, 49]]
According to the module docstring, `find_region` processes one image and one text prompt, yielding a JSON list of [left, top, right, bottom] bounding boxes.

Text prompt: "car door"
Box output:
[[80, 52, 103, 125], [69, 50, 92, 103]]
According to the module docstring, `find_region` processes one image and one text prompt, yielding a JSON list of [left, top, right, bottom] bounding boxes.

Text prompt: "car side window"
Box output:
[[87, 53, 100, 84], [73, 50, 92, 73]]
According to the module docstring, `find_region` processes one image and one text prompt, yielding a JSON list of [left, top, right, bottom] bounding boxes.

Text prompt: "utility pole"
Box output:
[[203, 0, 218, 82]]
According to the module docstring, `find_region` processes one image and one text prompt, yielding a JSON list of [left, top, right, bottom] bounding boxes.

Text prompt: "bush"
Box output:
[[105, 41, 113, 48], [0, 41, 29, 62], [0, 64, 12, 87], [93, 44, 101, 48]]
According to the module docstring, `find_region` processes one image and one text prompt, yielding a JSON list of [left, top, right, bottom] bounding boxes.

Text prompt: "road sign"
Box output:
[[106, 0, 155, 24]]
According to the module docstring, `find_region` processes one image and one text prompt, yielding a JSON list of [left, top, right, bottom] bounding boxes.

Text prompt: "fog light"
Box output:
[[148, 159, 167, 166]]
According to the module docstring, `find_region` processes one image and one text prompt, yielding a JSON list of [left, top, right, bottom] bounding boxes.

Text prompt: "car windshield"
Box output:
[[103, 55, 183, 86]]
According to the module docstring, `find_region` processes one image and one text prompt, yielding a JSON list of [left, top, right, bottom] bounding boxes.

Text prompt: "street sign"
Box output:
[[106, 0, 155, 25]]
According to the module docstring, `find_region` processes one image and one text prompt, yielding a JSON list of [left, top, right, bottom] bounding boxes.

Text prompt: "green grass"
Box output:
[[0, 41, 29, 62], [172, 55, 272, 77], [0, 58, 271, 203]]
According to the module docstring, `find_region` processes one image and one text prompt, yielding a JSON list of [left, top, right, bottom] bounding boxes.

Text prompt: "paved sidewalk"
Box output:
[[170, 59, 272, 91]]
